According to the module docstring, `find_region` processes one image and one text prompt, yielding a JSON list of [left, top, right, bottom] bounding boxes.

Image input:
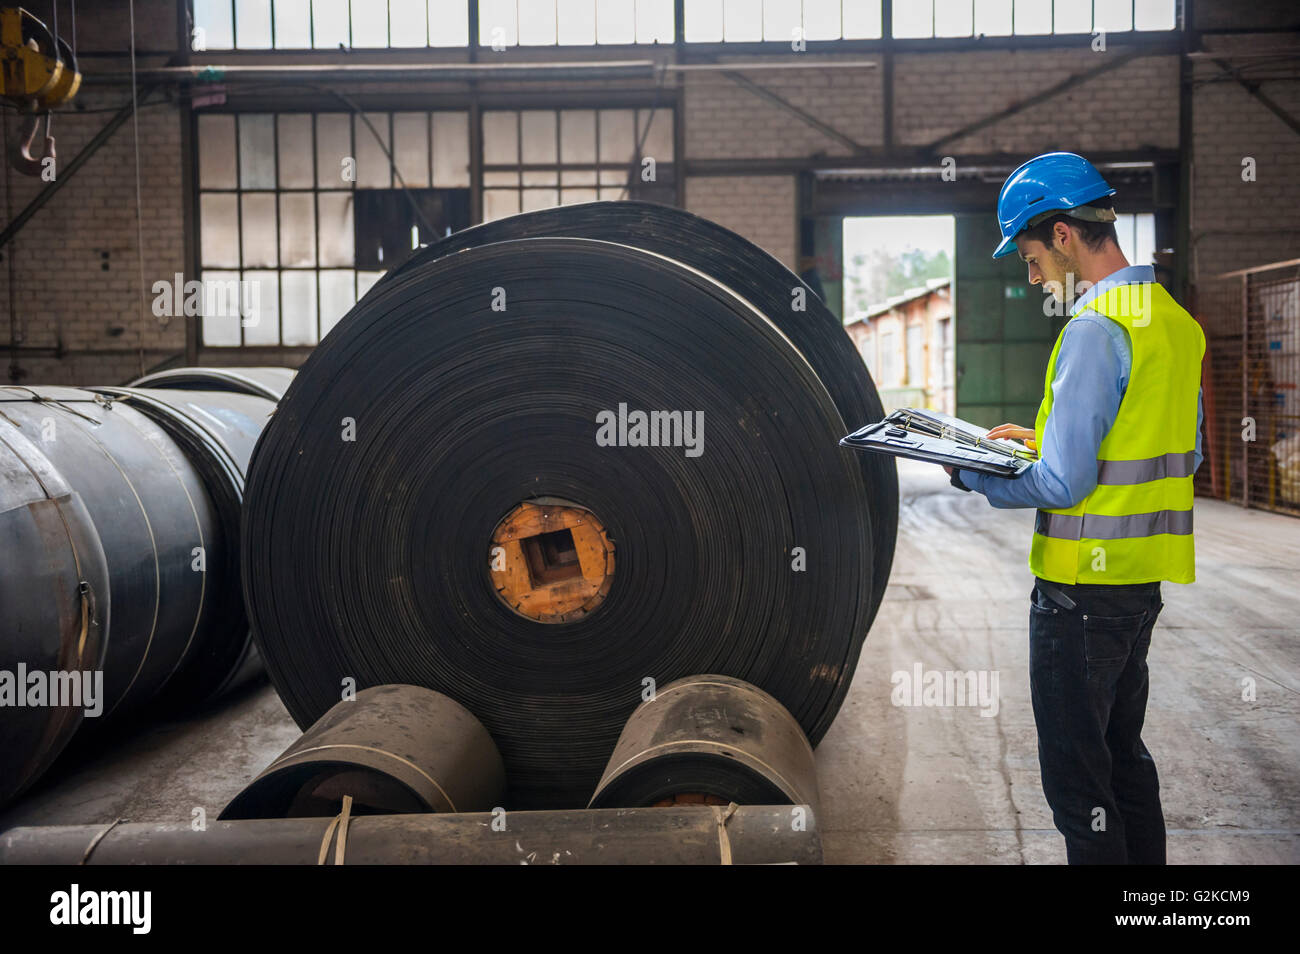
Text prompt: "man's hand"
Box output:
[[987, 422, 1037, 451]]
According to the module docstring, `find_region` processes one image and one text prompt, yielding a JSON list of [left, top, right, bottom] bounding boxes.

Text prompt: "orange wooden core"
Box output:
[[489, 501, 614, 623]]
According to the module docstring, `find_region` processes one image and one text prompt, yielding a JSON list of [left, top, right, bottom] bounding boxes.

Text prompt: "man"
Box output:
[[944, 152, 1205, 865]]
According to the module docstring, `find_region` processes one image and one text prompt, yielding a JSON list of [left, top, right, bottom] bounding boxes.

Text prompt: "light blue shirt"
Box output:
[[959, 265, 1204, 509]]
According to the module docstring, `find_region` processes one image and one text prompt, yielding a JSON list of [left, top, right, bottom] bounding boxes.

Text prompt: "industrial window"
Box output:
[[684, 0, 883, 42], [933, 317, 952, 386], [192, 0, 1177, 49], [481, 107, 675, 222], [892, 0, 1178, 39], [191, 0, 471, 49], [1114, 212, 1156, 270], [196, 110, 471, 346], [859, 333, 874, 374], [879, 328, 899, 387], [906, 323, 924, 386], [479, 0, 675, 46]]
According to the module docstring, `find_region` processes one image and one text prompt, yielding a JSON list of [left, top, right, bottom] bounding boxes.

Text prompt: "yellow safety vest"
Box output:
[[1029, 282, 1205, 585]]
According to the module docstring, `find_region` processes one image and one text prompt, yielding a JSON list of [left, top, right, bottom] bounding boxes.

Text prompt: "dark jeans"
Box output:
[[1029, 576, 1166, 864]]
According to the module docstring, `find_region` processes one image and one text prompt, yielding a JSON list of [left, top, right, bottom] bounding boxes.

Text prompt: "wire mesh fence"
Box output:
[[1194, 258, 1300, 517]]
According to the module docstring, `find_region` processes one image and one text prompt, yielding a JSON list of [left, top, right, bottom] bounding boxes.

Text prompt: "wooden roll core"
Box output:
[[489, 499, 615, 623]]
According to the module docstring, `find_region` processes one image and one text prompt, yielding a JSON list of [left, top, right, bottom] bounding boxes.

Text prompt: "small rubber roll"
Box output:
[[220, 684, 506, 819], [589, 674, 821, 813]]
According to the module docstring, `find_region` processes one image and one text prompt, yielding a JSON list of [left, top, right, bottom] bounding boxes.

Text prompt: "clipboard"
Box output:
[[840, 407, 1036, 478]]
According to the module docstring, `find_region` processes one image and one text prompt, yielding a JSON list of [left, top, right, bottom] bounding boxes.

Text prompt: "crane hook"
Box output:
[[9, 103, 55, 177]]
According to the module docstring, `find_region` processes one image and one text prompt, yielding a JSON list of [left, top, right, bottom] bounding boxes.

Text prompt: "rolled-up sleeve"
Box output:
[[958, 317, 1125, 510]]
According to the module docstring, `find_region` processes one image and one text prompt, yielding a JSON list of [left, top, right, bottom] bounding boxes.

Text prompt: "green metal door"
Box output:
[[953, 213, 1068, 429]]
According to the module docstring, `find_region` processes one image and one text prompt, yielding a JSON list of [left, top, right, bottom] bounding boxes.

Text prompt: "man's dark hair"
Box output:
[[1019, 197, 1118, 253]]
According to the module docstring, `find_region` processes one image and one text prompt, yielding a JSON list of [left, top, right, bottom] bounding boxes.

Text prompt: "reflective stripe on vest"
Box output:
[[1097, 451, 1196, 485], [1036, 509, 1194, 540]]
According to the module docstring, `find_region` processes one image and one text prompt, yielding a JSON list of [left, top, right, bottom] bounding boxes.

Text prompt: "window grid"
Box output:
[[480, 107, 674, 223], [198, 0, 475, 50], [198, 110, 468, 347], [479, 0, 675, 46], [684, 0, 883, 42], [892, 0, 1177, 39], [192, 0, 1177, 50]]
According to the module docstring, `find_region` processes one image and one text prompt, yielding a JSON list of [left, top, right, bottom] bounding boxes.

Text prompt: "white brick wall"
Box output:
[[684, 55, 883, 159], [1189, 40, 1300, 278], [2, 0, 183, 386], [894, 48, 1180, 153], [686, 175, 797, 270]]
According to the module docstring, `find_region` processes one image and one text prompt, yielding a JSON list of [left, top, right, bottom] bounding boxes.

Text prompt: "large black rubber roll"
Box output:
[[0, 420, 110, 805], [243, 234, 879, 809], [90, 387, 275, 705], [127, 367, 296, 402], [375, 201, 897, 632], [0, 387, 218, 723], [0, 806, 823, 865], [221, 684, 506, 819], [588, 675, 821, 812]]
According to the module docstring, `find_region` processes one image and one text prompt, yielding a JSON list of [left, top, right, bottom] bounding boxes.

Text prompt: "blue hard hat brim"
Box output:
[[992, 234, 1019, 259]]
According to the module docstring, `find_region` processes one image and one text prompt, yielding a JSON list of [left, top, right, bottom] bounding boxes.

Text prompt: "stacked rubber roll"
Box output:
[[127, 366, 296, 402], [374, 200, 898, 620], [242, 203, 897, 809], [0, 381, 276, 805], [88, 386, 275, 705]]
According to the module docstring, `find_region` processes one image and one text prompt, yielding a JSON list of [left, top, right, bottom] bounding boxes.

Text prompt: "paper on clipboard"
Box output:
[[839, 407, 1037, 478]]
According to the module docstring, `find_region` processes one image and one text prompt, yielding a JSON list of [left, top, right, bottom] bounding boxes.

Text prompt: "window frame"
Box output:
[[190, 98, 676, 351], [183, 0, 1182, 55], [193, 108, 473, 348]]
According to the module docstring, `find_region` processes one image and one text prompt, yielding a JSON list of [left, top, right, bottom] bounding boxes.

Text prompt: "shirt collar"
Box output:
[[1070, 264, 1155, 316]]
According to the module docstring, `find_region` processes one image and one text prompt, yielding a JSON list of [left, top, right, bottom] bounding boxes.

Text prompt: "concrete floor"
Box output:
[[4, 458, 1298, 863]]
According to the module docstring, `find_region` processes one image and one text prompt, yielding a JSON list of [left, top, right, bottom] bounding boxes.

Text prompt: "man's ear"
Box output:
[[1053, 220, 1072, 250]]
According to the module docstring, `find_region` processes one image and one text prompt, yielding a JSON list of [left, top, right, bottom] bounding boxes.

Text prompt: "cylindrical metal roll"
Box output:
[[242, 233, 879, 808], [89, 387, 275, 705], [376, 201, 898, 635], [0, 387, 218, 722], [589, 674, 821, 811], [220, 684, 506, 819], [0, 381, 280, 805], [0, 419, 110, 805], [127, 366, 296, 402], [0, 806, 822, 865]]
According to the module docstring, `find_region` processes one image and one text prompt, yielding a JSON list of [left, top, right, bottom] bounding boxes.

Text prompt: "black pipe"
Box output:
[[0, 806, 823, 865]]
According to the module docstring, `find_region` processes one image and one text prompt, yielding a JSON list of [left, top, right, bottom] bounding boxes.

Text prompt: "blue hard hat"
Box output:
[[992, 152, 1116, 258]]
